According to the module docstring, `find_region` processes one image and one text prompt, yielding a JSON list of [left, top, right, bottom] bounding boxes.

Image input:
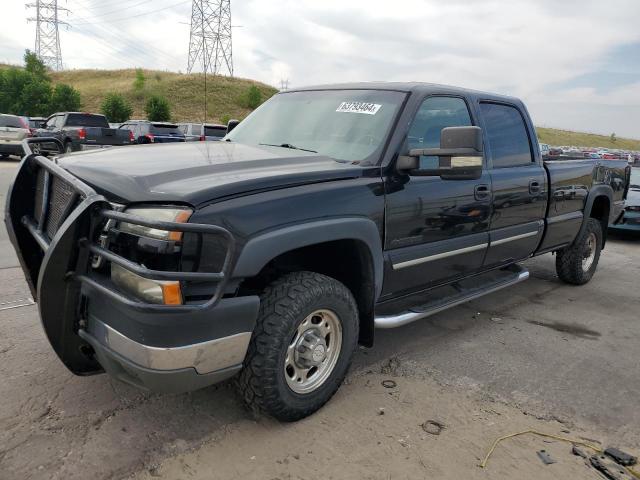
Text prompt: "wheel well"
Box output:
[[238, 239, 376, 347], [589, 195, 610, 247]]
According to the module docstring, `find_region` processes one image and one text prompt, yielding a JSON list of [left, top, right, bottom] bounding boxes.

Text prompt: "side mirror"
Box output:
[[397, 126, 484, 180], [226, 119, 240, 134]]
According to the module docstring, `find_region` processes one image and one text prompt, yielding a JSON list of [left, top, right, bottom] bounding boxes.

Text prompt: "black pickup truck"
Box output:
[[36, 112, 133, 153], [6, 83, 631, 421]]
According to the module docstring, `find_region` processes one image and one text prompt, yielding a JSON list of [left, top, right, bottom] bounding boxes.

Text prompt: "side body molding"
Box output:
[[232, 217, 384, 300]]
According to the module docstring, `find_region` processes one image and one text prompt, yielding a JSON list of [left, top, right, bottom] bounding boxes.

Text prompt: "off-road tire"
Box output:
[[237, 271, 359, 421], [555, 217, 602, 285]]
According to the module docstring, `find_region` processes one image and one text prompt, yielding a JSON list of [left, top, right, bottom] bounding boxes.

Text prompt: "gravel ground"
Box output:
[[0, 159, 638, 479]]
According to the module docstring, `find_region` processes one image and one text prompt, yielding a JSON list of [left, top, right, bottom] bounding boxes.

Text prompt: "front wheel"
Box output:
[[237, 271, 359, 421], [555, 218, 602, 285]]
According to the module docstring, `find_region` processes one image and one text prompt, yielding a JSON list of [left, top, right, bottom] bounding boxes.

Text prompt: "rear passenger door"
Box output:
[[479, 102, 546, 267]]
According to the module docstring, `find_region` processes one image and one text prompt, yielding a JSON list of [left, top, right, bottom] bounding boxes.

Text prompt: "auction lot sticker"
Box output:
[[336, 102, 382, 115]]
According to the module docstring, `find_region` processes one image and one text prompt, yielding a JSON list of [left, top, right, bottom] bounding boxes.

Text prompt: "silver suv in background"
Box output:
[[178, 122, 227, 141], [0, 114, 32, 158]]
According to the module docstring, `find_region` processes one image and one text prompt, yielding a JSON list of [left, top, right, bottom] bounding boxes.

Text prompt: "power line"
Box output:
[[72, 0, 191, 25], [27, 0, 68, 70]]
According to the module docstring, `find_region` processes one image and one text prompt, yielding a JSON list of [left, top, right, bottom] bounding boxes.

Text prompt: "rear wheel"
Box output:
[[556, 218, 602, 285], [0, 153, 8, 159], [64, 141, 74, 154], [237, 271, 359, 421]]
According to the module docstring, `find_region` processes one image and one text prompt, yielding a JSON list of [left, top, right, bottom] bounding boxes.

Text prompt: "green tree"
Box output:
[[49, 84, 82, 113], [23, 50, 49, 81], [610, 133, 617, 143], [19, 79, 52, 116], [101, 93, 133, 123], [133, 68, 146, 91], [245, 85, 262, 109], [144, 95, 171, 121]]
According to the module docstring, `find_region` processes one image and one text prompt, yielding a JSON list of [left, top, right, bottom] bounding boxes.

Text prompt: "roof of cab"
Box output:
[[286, 81, 522, 105]]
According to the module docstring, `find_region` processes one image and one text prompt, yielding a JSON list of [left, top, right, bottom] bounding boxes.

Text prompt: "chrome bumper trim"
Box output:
[[88, 319, 251, 374]]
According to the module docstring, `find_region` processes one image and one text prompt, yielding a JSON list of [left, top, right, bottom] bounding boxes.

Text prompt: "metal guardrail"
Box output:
[[18, 138, 235, 312]]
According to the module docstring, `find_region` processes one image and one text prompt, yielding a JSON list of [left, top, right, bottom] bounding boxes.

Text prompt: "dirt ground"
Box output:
[[1, 160, 639, 479]]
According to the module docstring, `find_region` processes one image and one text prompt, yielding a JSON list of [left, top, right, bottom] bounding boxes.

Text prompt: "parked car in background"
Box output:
[[36, 112, 133, 153], [0, 114, 32, 158], [610, 168, 640, 233], [28, 117, 46, 129], [119, 121, 186, 144], [178, 122, 228, 141], [539, 143, 550, 157]]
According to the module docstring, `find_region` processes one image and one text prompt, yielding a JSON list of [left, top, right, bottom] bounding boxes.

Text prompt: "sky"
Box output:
[[1, 0, 639, 139]]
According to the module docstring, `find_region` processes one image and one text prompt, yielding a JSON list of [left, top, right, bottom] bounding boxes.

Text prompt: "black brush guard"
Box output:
[[5, 138, 235, 374]]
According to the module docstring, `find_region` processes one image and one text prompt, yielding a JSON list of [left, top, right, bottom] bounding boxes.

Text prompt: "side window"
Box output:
[[408, 96, 472, 168], [480, 103, 533, 168], [54, 115, 65, 128]]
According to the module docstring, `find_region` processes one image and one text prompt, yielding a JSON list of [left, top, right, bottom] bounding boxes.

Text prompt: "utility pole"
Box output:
[[27, 0, 68, 70], [187, 1, 234, 121]]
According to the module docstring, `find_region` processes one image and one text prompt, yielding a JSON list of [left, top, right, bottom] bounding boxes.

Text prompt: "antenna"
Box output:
[[187, 0, 233, 77], [27, 0, 68, 71]]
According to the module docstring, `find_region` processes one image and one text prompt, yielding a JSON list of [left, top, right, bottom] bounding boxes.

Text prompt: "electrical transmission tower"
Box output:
[[187, 0, 234, 77], [27, 0, 68, 71]]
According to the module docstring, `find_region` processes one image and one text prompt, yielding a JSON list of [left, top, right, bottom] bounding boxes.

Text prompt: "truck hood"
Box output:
[[58, 142, 367, 206]]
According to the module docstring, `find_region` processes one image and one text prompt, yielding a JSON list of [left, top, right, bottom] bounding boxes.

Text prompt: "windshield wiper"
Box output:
[[259, 143, 317, 153]]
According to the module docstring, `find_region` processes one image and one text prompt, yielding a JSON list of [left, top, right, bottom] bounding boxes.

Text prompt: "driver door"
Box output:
[[382, 96, 491, 298]]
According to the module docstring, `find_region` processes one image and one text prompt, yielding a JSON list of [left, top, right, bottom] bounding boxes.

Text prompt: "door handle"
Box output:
[[529, 180, 541, 194], [474, 184, 490, 200]]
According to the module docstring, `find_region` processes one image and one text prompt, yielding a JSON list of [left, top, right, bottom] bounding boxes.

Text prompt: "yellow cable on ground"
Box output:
[[479, 429, 640, 479], [479, 429, 601, 468]]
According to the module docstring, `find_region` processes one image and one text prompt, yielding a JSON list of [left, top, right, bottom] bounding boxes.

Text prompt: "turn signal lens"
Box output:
[[111, 263, 183, 305]]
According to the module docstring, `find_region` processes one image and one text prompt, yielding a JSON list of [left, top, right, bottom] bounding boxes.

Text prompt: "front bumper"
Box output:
[[5, 139, 258, 392], [610, 210, 640, 232], [0, 142, 24, 155]]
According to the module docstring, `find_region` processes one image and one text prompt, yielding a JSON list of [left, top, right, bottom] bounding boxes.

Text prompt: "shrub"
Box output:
[[49, 84, 82, 113], [245, 85, 262, 109], [101, 93, 133, 123], [145, 95, 171, 122]]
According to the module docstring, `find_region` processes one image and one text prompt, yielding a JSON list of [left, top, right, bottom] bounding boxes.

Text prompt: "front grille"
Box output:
[[33, 168, 77, 239]]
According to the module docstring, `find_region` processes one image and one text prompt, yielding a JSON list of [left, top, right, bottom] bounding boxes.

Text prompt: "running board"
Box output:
[[374, 265, 530, 329]]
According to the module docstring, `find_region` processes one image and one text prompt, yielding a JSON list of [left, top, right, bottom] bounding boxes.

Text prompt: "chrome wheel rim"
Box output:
[[284, 309, 343, 394], [582, 232, 597, 271]]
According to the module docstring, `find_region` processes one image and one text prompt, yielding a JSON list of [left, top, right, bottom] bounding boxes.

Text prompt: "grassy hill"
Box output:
[[2, 64, 639, 148], [49, 68, 278, 124], [536, 127, 640, 151]]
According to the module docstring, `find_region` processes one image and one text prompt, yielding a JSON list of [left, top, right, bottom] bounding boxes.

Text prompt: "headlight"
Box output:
[[118, 206, 192, 241], [111, 263, 182, 305]]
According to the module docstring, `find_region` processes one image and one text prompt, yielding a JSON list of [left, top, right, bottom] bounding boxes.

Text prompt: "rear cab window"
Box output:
[[65, 114, 110, 128], [205, 126, 227, 138], [480, 102, 534, 168], [149, 124, 181, 135]]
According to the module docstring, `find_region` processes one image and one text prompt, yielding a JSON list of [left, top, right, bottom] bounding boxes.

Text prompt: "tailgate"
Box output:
[[85, 127, 131, 146], [0, 127, 28, 142]]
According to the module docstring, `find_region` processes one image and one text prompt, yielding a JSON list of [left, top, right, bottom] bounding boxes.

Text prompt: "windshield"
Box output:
[[66, 114, 109, 128], [631, 168, 639, 188], [226, 89, 406, 163]]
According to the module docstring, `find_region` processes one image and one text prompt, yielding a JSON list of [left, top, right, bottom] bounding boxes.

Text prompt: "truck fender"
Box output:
[[577, 185, 613, 243], [232, 217, 384, 301]]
